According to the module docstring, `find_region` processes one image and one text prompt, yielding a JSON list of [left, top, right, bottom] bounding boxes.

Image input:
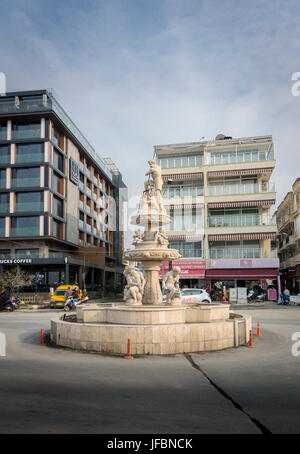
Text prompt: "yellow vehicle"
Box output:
[[50, 285, 82, 308]]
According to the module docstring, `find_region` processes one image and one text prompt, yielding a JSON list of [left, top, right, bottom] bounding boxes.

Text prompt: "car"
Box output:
[[50, 285, 83, 309], [162, 288, 212, 304]]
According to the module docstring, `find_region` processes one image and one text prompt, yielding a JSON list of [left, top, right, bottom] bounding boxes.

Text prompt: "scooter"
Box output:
[[247, 289, 266, 303], [11, 296, 24, 310], [64, 295, 89, 311]]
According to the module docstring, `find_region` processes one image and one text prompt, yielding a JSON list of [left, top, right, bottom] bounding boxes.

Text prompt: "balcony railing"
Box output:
[[208, 182, 275, 196], [208, 214, 275, 227], [79, 181, 84, 192], [79, 200, 84, 210], [210, 248, 262, 259], [12, 178, 40, 188], [86, 188, 91, 198], [15, 202, 44, 212], [86, 224, 91, 233], [86, 205, 91, 215], [78, 220, 85, 230]]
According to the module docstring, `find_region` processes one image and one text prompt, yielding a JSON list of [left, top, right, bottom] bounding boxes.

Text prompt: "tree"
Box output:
[[0, 267, 34, 295]]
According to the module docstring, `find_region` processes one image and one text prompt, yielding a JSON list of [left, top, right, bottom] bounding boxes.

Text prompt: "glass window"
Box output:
[[15, 249, 39, 257], [0, 122, 7, 140], [53, 150, 64, 172], [0, 193, 9, 213], [0, 249, 10, 258], [15, 192, 43, 212], [0, 145, 10, 164], [16, 143, 43, 163], [13, 121, 40, 139], [12, 167, 40, 188], [52, 219, 62, 238], [53, 196, 63, 218], [52, 171, 63, 194], [0, 169, 6, 188], [11, 216, 39, 236], [52, 126, 62, 148], [0, 217, 5, 236]]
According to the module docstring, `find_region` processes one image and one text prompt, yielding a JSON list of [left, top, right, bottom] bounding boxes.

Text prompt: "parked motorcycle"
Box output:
[[247, 289, 266, 303], [64, 295, 89, 311], [11, 296, 24, 310]]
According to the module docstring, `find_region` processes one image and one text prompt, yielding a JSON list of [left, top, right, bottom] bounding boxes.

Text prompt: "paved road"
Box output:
[[0, 306, 299, 434]]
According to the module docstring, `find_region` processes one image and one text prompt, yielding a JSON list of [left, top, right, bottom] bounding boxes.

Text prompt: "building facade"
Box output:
[[155, 134, 279, 300], [275, 178, 300, 294], [0, 89, 127, 294]]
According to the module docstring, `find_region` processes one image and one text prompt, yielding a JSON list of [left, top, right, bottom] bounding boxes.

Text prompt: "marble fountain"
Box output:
[[51, 160, 251, 355]]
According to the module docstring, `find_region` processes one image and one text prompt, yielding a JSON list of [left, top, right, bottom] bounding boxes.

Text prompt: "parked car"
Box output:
[[162, 288, 211, 304]]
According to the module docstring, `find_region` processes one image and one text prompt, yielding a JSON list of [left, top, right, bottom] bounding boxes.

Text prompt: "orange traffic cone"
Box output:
[[125, 338, 133, 359], [40, 328, 45, 346], [248, 329, 255, 348], [256, 321, 262, 337]]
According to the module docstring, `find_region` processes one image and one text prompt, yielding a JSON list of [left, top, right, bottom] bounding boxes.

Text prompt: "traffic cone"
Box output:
[[40, 328, 45, 346], [125, 338, 133, 359], [256, 321, 262, 337], [248, 329, 255, 348]]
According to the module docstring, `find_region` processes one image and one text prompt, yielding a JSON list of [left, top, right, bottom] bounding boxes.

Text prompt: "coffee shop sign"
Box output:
[[0, 258, 32, 264]]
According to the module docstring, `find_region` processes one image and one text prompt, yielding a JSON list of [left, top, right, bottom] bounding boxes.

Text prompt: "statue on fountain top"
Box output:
[[145, 160, 163, 196]]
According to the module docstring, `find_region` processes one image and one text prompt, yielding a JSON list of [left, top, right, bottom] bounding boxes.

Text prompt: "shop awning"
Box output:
[[207, 168, 273, 177], [206, 268, 278, 279], [208, 232, 277, 241], [162, 172, 203, 181], [207, 200, 275, 208]]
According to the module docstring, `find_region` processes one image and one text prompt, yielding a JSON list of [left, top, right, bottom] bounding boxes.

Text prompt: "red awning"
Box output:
[[207, 200, 275, 208], [206, 268, 278, 279], [163, 172, 203, 181], [208, 232, 277, 241], [207, 168, 273, 177]]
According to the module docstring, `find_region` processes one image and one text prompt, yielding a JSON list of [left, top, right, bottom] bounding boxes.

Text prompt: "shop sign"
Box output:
[[0, 258, 32, 264], [70, 158, 79, 185], [210, 258, 279, 269], [230, 288, 237, 301]]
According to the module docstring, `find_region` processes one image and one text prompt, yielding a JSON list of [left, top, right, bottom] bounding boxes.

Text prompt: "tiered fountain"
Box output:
[[51, 160, 251, 355]]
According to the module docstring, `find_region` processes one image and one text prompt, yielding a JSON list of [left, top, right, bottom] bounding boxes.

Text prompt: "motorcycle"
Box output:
[[64, 295, 89, 311], [11, 296, 24, 310], [0, 299, 15, 312], [247, 289, 266, 303]]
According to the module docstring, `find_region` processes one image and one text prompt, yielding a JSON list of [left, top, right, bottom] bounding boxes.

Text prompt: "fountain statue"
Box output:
[[123, 160, 182, 306]]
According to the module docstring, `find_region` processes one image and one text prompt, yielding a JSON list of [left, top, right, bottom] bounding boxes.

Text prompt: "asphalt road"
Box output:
[[0, 306, 299, 434]]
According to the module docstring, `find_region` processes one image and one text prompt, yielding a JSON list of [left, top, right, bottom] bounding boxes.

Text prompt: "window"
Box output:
[[169, 240, 203, 258], [16, 143, 43, 163], [0, 145, 10, 164], [53, 149, 64, 172], [15, 192, 43, 212], [53, 196, 63, 218], [52, 171, 63, 194], [158, 154, 203, 169], [52, 219, 63, 238], [0, 218, 5, 236], [0, 193, 9, 213], [13, 120, 40, 139], [0, 249, 10, 258], [12, 167, 40, 188], [15, 249, 39, 258], [52, 126, 62, 148], [0, 122, 7, 140], [11, 216, 39, 236], [0, 169, 6, 188]]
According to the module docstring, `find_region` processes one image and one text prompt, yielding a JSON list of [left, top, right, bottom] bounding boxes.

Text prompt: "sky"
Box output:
[[0, 0, 300, 223]]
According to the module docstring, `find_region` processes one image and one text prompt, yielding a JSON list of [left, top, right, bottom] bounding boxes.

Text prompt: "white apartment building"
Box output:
[[154, 134, 279, 299]]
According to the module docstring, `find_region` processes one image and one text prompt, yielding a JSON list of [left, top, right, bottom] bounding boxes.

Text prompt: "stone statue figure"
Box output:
[[145, 160, 163, 195], [132, 229, 144, 246], [123, 264, 145, 306], [162, 266, 182, 305], [154, 230, 169, 247]]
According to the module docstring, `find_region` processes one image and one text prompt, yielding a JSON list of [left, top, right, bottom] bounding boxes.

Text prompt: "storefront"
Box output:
[[160, 260, 206, 289], [280, 266, 300, 294], [206, 258, 279, 301]]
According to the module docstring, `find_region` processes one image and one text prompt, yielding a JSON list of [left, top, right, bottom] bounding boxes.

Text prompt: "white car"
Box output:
[[162, 288, 211, 304]]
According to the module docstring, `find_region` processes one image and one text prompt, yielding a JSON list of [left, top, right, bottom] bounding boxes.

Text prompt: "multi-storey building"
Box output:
[[275, 178, 300, 294], [155, 134, 279, 300], [0, 89, 127, 294]]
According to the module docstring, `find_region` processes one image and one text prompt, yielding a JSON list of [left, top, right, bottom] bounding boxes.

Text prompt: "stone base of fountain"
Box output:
[[50, 303, 252, 355]]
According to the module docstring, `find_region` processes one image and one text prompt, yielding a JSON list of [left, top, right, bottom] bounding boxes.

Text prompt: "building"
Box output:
[[0, 89, 127, 294], [154, 134, 279, 300], [275, 178, 300, 294]]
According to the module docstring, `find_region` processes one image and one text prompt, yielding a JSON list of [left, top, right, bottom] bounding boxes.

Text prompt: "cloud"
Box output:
[[0, 0, 299, 234]]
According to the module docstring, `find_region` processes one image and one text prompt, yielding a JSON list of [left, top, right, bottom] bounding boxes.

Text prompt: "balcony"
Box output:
[[86, 224, 91, 233], [78, 220, 85, 231], [79, 200, 84, 211], [93, 176, 97, 185], [208, 182, 275, 196], [86, 188, 91, 198], [85, 205, 91, 215], [79, 181, 84, 192], [208, 214, 275, 228], [15, 202, 44, 212], [93, 227, 97, 236], [12, 178, 40, 188], [210, 247, 262, 259], [92, 193, 97, 201]]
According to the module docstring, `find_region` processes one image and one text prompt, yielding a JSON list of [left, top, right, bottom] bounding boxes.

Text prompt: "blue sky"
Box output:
[[1, 0, 300, 211]]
